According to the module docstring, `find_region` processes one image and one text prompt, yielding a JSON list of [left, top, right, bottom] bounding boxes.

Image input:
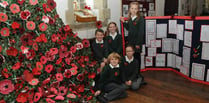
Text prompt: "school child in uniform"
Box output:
[[105, 22, 123, 55], [96, 52, 127, 102], [120, 2, 146, 85], [121, 44, 143, 90]]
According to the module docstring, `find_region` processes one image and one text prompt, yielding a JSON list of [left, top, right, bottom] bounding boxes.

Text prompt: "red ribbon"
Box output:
[[121, 20, 125, 56]]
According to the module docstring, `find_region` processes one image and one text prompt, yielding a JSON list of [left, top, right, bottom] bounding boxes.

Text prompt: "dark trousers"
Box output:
[[104, 83, 127, 101], [134, 52, 145, 81]]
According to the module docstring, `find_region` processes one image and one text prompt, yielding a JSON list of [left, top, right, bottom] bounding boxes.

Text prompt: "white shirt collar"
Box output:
[[109, 64, 119, 69], [96, 39, 104, 44], [125, 56, 134, 63], [109, 32, 117, 40], [131, 16, 137, 21]]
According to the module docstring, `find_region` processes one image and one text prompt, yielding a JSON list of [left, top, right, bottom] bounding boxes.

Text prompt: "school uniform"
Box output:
[[91, 39, 109, 63], [106, 33, 123, 55], [121, 56, 142, 90], [98, 64, 127, 101]]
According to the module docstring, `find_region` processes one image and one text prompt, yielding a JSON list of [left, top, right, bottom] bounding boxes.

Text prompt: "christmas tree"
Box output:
[[0, 0, 98, 102]]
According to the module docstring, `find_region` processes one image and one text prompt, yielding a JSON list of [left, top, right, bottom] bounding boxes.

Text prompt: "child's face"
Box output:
[[108, 24, 117, 34], [95, 32, 104, 42], [126, 47, 134, 57], [110, 57, 119, 67], [129, 4, 138, 16]]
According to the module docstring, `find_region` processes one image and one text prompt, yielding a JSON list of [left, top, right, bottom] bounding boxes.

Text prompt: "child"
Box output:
[[97, 52, 127, 102], [91, 29, 109, 69], [105, 22, 123, 55], [120, 2, 145, 79], [121, 45, 143, 90]]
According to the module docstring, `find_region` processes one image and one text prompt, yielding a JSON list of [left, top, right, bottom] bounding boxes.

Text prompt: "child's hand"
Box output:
[[95, 90, 101, 96], [120, 17, 128, 22], [103, 58, 108, 63]]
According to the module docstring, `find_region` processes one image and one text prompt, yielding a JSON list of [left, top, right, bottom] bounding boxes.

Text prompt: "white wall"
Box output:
[[155, 0, 165, 16], [54, 0, 68, 24]]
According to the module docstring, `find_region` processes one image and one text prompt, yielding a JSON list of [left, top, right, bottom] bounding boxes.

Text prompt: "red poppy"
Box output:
[[29, 78, 39, 86], [0, 79, 14, 94], [33, 42, 38, 51], [47, 0, 56, 10], [6, 47, 18, 56], [81, 39, 90, 48], [0, 13, 8, 22], [77, 84, 85, 93], [20, 33, 34, 46], [70, 67, 78, 76], [64, 69, 71, 78], [11, 22, 20, 29], [23, 70, 33, 82], [40, 56, 47, 64], [133, 22, 137, 25], [87, 96, 93, 100], [51, 34, 58, 42], [1, 68, 11, 78], [46, 98, 55, 103], [36, 62, 43, 70], [115, 72, 118, 76], [33, 92, 41, 102], [35, 33, 48, 43], [59, 45, 68, 58], [0, 99, 6, 103], [58, 86, 68, 96], [50, 87, 58, 94], [16, 93, 28, 103], [65, 57, 71, 65], [67, 93, 76, 98], [124, 62, 128, 66], [56, 73, 63, 82], [45, 64, 53, 73], [42, 77, 50, 85], [20, 9, 31, 20], [42, 3, 51, 13], [39, 23, 48, 31], [1, 27, 10, 36], [77, 73, 84, 81], [75, 42, 83, 50], [12, 62, 21, 70], [64, 25, 71, 32], [10, 4, 20, 14], [55, 95, 64, 100], [29, 0, 38, 5], [56, 57, 62, 64], [27, 89, 34, 101], [100, 44, 104, 48], [0, 45, 2, 53], [109, 39, 112, 43], [42, 15, 49, 23], [26, 21, 36, 30], [26, 49, 36, 60], [32, 68, 41, 76], [0, 1, 8, 8], [45, 51, 55, 61], [21, 45, 29, 54], [70, 46, 76, 53], [50, 48, 58, 55], [17, 0, 25, 5], [96, 21, 102, 29], [88, 72, 96, 79]]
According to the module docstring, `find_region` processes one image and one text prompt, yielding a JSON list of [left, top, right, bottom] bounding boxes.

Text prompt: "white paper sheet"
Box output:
[[167, 53, 176, 68], [146, 34, 156, 47], [200, 25, 209, 42], [149, 3, 155, 11], [177, 24, 184, 40], [162, 38, 173, 52], [150, 40, 161, 48], [183, 46, 191, 69], [185, 20, 194, 30], [148, 47, 157, 57], [156, 54, 166, 67], [191, 63, 205, 80], [184, 31, 192, 47], [122, 5, 129, 17], [141, 55, 145, 69], [141, 44, 146, 56], [157, 24, 167, 38], [175, 56, 182, 69], [169, 20, 177, 34], [145, 56, 153, 67], [146, 20, 156, 34], [201, 42, 209, 60], [206, 69, 209, 82], [173, 39, 179, 54], [180, 65, 189, 76]]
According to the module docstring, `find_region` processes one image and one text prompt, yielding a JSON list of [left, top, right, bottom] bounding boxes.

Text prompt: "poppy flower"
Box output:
[[47, 0, 56, 10], [17, 0, 25, 5], [12, 62, 21, 70], [11, 22, 20, 29], [0, 45, 2, 53], [20, 33, 34, 46], [40, 56, 47, 64], [56, 73, 63, 82], [55, 95, 64, 100], [77, 84, 85, 93], [0, 13, 8, 22], [58, 86, 68, 96], [55, 57, 62, 64], [50, 48, 58, 55], [6, 47, 18, 56], [23, 70, 33, 82], [36, 62, 43, 70], [27, 89, 34, 101], [0, 1, 8, 8], [77, 73, 84, 81], [133, 22, 137, 25], [109, 39, 112, 43], [21, 45, 29, 54], [42, 15, 49, 23], [29, 78, 39, 86], [33, 42, 38, 51], [67, 93, 76, 98], [75, 42, 83, 50], [26, 21, 36, 30], [46, 98, 55, 103], [39, 23, 48, 31], [96, 21, 102, 29], [20, 10, 31, 20], [0, 54, 4, 65], [70, 67, 78, 76], [33, 92, 41, 102], [87, 96, 93, 100], [45, 51, 55, 61], [45, 64, 53, 73], [100, 44, 104, 48], [29, 0, 38, 5], [51, 34, 58, 42], [1, 27, 10, 36], [88, 72, 96, 79], [114, 72, 118, 76], [70, 46, 76, 53], [32, 68, 41, 75], [16, 93, 28, 103], [35, 33, 47, 43], [0, 79, 14, 94], [64, 69, 71, 78], [0, 99, 6, 103], [59, 45, 68, 58], [42, 3, 51, 13], [10, 4, 20, 14], [1, 68, 10, 78], [82, 39, 90, 48], [26, 49, 36, 60], [65, 57, 71, 65], [50, 87, 58, 94], [64, 25, 70, 32]]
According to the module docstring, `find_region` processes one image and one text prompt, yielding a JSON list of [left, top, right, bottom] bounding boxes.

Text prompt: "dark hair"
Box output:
[[125, 44, 135, 51], [105, 22, 119, 36], [95, 29, 104, 35]]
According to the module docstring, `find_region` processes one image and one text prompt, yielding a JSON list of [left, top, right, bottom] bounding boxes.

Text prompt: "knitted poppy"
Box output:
[[0, 79, 14, 94], [82, 39, 90, 48], [50, 48, 58, 55], [36, 62, 43, 70], [23, 70, 33, 82], [55, 57, 62, 64], [88, 72, 96, 79], [70, 67, 78, 76], [0, 1, 8, 8], [51, 34, 58, 42], [20, 10, 31, 20], [64, 69, 71, 78], [10, 4, 20, 14], [77, 84, 84, 93], [26, 21, 36, 30], [32, 68, 41, 75], [29, 78, 39, 86], [75, 42, 83, 50], [58, 86, 68, 96], [16, 93, 28, 103], [77, 73, 84, 81], [35, 33, 47, 43], [20, 33, 34, 46], [0, 27, 10, 36], [26, 49, 36, 60], [1, 68, 10, 78], [6, 47, 18, 57], [96, 21, 102, 29], [39, 23, 48, 31], [0, 45, 2, 53], [70, 46, 76, 53], [67, 93, 76, 98], [29, 0, 38, 5], [21, 45, 29, 54], [33, 92, 41, 102], [12, 62, 21, 70], [17, 0, 25, 5], [56, 73, 63, 82], [11, 22, 20, 29], [45, 51, 55, 61], [45, 64, 53, 73], [40, 56, 47, 64], [33, 42, 38, 51], [0, 13, 8, 22], [47, 0, 56, 10], [42, 15, 49, 23], [55, 95, 65, 100], [46, 98, 55, 103]]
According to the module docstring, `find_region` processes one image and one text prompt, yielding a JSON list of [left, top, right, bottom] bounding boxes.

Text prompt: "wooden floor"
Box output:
[[112, 70, 209, 103]]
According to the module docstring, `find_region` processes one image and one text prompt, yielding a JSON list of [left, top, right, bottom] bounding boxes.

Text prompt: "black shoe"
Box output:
[[96, 95, 108, 103]]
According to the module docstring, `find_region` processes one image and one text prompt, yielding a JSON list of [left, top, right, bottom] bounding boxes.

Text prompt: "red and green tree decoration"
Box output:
[[0, 0, 98, 102]]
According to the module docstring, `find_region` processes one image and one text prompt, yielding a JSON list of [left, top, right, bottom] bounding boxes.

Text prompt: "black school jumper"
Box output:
[[106, 34, 123, 55]]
